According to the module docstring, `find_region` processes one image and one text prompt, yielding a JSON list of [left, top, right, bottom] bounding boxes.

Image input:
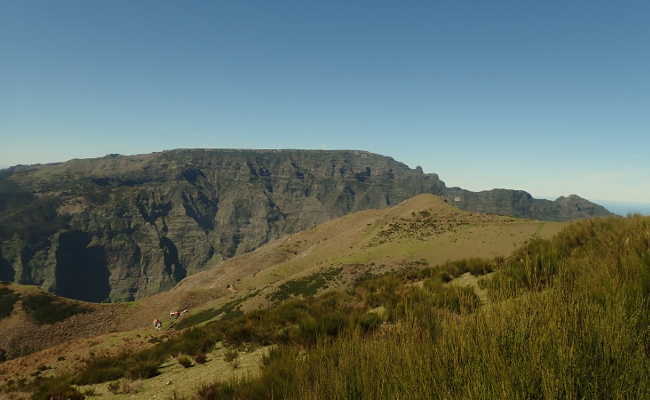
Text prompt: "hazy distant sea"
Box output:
[[597, 201, 650, 216]]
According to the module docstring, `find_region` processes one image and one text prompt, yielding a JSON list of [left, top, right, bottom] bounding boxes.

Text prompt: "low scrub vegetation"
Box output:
[[107, 379, 142, 395], [268, 267, 342, 301], [177, 355, 193, 368], [174, 291, 259, 330], [0, 286, 19, 319], [173, 307, 221, 330], [29, 376, 84, 400], [21, 293, 92, 325], [224, 350, 238, 363], [35, 256, 492, 393]]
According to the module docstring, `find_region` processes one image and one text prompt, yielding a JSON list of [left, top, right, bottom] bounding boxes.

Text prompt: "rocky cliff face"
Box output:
[[443, 188, 611, 221], [0, 149, 611, 301]]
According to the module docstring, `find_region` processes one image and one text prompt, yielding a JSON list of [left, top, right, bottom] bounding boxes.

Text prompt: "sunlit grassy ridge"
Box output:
[[12, 215, 650, 399]]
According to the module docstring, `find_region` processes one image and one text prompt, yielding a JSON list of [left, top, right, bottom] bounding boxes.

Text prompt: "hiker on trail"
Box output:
[[153, 319, 162, 330]]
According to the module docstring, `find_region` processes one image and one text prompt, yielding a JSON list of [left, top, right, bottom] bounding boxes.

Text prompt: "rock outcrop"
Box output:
[[0, 149, 612, 301], [443, 188, 611, 221]]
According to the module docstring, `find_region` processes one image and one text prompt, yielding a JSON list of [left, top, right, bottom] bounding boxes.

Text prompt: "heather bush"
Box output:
[[177, 355, 193, 368], [31, 377, 84, 400], [194, 353, 208, 364], [22, 294, 91, 325]]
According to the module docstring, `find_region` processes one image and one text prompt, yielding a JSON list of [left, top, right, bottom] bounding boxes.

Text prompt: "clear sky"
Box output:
[[2, 1, 649, 202]]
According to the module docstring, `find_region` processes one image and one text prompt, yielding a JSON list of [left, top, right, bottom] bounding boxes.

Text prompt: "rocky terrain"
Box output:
[[0, 149, 612, 302]]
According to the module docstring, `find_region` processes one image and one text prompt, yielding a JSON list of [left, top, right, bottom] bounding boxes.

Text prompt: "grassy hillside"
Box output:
[[6, 215, 648, 399], [0, 195, 572, 399], [134, 194, 561, 329], [194, 215, 650, 399]]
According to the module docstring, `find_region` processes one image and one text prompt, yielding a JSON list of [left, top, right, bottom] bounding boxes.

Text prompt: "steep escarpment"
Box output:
[[443, 188, 612, 221], [0, 150, 444, 301], [0, 149, 611, 301]]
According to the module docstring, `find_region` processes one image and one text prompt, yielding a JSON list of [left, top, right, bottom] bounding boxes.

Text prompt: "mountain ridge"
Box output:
[[0, 194, 564, 364], [0, 149, 611, 302]]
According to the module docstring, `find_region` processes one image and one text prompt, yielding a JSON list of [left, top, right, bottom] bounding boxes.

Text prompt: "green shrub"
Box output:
[[22, 293, 91, 325], [175, 293, 260, 330], [196, 383, 237, 399], [354, 274, 402, 308], [217, 292, 357, 347], [72, 327, 218, 385], [0, 287, 19, 320], [125, 359, 160, 380], [172, 328, 219, 356], [31, 377, 84, 400], [359, 312, 382, 333], [269, 268, 342, 301], [106, 381, 120, 394], [173, 308, 220, 330], [224, 350, 238, 363], [75, 354, 126, 384], [194, 353, 208, 364], [420, 282, 481, 314], [177, 356, 193, 368], [106, 379, 141, 394]]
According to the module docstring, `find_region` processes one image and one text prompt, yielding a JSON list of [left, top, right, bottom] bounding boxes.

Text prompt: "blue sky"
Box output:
[[2, 1, 649, 202]]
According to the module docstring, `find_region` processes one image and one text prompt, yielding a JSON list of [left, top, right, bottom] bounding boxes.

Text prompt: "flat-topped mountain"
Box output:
[[0, 149, 611, 302]]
